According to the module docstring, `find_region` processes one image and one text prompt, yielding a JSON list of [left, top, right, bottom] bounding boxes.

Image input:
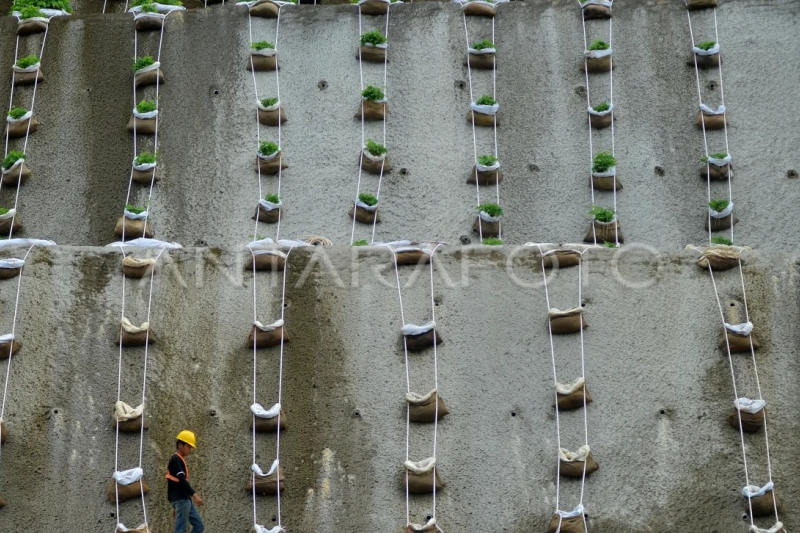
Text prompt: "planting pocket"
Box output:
[[1, 159, 31, 185], [467, 102, 499, 127], [361, 149, 391, 174], [0, 334, 21, 360], [548, 307, 588, 334], [467, 160, 501, 186], [742, 483, 780, 517], [687, 0, 718, 9], [356, 0, 392, 15], [719, 321, 757, 354], [695, 104, 726, 130], [107, 468, 149, 503], [473, 210, 502, 237], [548, 506, 586, 533], [705, 201, 737, 231], [355, 98, 388, 121], [256, 150, 288, 174], [582, 0, 611, 19], [254, 198, 282, 223], [558, 445, 599, 478], [133, 12, 166, 31], [582, 49, 614, 73], [403, 457, 444, 494], [113, 401, 148, 433], [556, 377, 592, 410], [541, 249, 581, 269], [247, 461, 285, 495], [465, 47, 496, 69], [695, 244, 742, 271], [457, 0, 504, 17], [584, 218, 623, 243], [587, 104, 612, 129], [0, 210, 21, 235], [247, 249, 287, 271], [245, 0, 293, 18], [115, 210, 153, 240], [701, 154, 732, 180], [250, 402, 287, 432], [134, 62, 164, 88], [0, 258, 24, 280], [116, 524, 151, 533], [126, 108, 158, 135], [257, 100, 287, 126], [6, 111, 38, 139], [592, 165, 622, 191], [132, 161, 161, 185], [728, 397, 765, 433], [393, 245, 432, 265], [248, 319, 288, 348], [401, 321, 442, 352], [358, 43, 387, 63], [116, 318, 155, 346], [12, 62, 43, 86], [121, 256, 155, 278], [349, 198, 380, 224], [406, 389, 449, 423], [406, 518, 438, 532], [248, 49, 279, 72], [692, 43, 720, 68]]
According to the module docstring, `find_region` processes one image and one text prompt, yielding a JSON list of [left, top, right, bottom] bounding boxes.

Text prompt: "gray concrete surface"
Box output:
[[0, 0, 795, 248], [0, 245, 798, 531]]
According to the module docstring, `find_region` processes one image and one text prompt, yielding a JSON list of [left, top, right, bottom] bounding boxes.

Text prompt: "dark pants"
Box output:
[[172, 499, 204, 533]]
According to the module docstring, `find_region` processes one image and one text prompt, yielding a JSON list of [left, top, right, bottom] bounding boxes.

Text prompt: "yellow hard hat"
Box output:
[[176, 430, 197, 448]]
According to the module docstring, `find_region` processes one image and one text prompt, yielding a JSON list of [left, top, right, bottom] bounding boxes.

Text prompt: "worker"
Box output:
[[166, 430, 205, 533]]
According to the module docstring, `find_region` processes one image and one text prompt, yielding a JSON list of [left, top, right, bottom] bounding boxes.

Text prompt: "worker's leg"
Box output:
[[172, 499, 191, 533], [188, 501, 205, 533]]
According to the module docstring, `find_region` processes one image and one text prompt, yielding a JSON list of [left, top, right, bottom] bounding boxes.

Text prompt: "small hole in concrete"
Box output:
[[110, 512, 116, 518], [581, 303, 586, 307], [213, 89, 219, 95], [455, 80, 466, 90], [511, 411, 516, 417], [708, 81, 717, 91], [354, 410, 361, 417], [659, 409, 666, 415], [460, 235, 471, 245], [742, 514, 748, 521], [654, 165, 665, 176], [53, 409, 59, 414], [272, 516, 277, 522], [787, 169, 798, 179], [426, 515, 433, 521], [317, 80, 328, 90], [209, 409, 217, 417], [399, 168, 408, 175], [529, 163, 539, 172], [575, 86, 586, 95], [730, 303, 735, 307]]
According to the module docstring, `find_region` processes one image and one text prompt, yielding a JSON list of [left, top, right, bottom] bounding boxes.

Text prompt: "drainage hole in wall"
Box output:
[[455, 80, 466, 90], [659, 409, 666, 415], [742, 514, 749, 521], [655, 165, 665, 176], [272, 516, 277, 522], [53, 409, 59, 414], [460, 235, 471, 245], [354, 410, 361, 417], [213, 89, 219, 96], [529, 163, 539, 172], [400, 168, 408, 175], [707, 81, 717, 91], [788, 170, 798, 179], [575, 86, 586, 95], [209, 409, 217, 417], [730, 302, 735, 307], [426, 515, 433, 521], [511, 411, 517, 417], [318, 80, 328, 90]]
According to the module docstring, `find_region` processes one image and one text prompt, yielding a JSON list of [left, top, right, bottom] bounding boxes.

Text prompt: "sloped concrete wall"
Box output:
[[0, 245, 799, 531], [0, 0, 795, 248]]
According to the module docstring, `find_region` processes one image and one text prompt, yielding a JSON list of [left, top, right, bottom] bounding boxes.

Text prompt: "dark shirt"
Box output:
[[167, 453, 195, 502]]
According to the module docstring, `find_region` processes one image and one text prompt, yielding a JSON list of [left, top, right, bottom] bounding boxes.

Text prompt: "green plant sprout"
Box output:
[[358, 193, 378, 206], [711, 235, 733, 246], [476, 95, 496, 106], [8, 107, 28, 120], [136, 100, 157, 114], [259, 141, 279, 156], [361, 85, 385, 101], [478, 154, 498, 166], [360, 30, 387, 46], [696, 41, 716, 51], [15, 55, 40, 69], [592, 102, 610, 112], [592, 151, 616, 173], [590, 205, 615, 222], [134, 152, 157, 166], [261, 97, 279, 107], [471, 39, 494, 50], [478, 203, 503, 217], [588, 39, 610, 51], [132, 56, 155, 72], [352, 239, 369, 246], [251, 41, 275, 50], [366, 139, 387, 156], [2, 151, 25, 170], [708, 198, 730, 212], [482, 238, 503, 245], [125, 204, 146, 214]]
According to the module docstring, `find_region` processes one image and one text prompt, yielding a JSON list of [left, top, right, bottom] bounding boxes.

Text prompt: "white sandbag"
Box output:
[[132, 108, 158, 120], [258, 198, 282, 211], [253, 525, 285, 533], [116, 523, 150, 532], [0, 238, 55, 248], [254, 319, 284, 331], [556, 504, 585, 518], [128, 3, 185, 12], [476, 160, 500, 172], [251, 402, 281, 419], [559, 445, 591, 462], [548, 307, 583, 319], [585, 48, 613, 59], [700, 103, 726, 115], [724, 321, 753, 336], [403, 457, 436, 474], [257, 100, 281, 112], [693, 43, 720, 55], [593, 165, 616, 178], [107, 238, 182, 249], [587, 103, 613, 116], [479, 210, 501, 223], [749, 522, 784, 533], [0, 334, 15, 343], [406, 389, 437, 404], [135, 61, 161, 74], [708, 154, 732, 167], [556, 377, 586, 395], [355, 198, 379, 211], [114, 401, 144, 421], [2, 158, 26, 176], [12, 62, 40, 73], [407, 517, 437, 532], [401, 321, 435, 336], [124, 209, 148, 220], [113, 467, 144, 486], [0, 258, 25, 269], [734, 397, 766, 415], [0, 209, 17, 220], [252, 459, 280, 478], [121, 318, 149, 334], [709, 201, 734, 218], [470, 102, 499, 115]]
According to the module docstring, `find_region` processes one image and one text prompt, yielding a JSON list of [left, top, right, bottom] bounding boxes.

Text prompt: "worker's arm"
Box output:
[[175, 471, 195, 497]]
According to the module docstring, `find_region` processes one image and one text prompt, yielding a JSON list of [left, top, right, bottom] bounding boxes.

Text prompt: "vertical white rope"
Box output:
[[579, 12, 597, 246], [427, 244, 442, 520]]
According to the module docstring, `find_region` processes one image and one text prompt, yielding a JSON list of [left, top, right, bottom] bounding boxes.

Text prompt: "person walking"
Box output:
[[166, 430, 205, 533]]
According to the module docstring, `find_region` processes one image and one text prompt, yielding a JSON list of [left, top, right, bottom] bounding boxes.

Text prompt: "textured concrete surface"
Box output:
[[0, 245, 798, 531], [0, 0, 795, 247]]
